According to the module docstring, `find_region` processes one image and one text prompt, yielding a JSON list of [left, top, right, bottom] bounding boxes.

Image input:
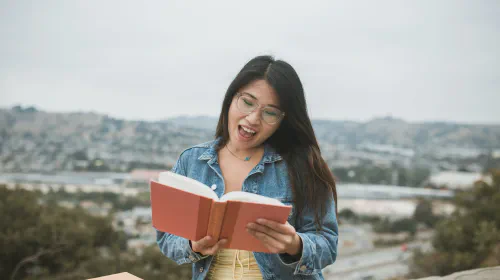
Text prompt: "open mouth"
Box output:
[[238, 125, 257, 139]]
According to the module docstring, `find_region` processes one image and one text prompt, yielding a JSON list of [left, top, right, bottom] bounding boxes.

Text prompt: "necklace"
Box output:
[[225, 144, 253, 161]]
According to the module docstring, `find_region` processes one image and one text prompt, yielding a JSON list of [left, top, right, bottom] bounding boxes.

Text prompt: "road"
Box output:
[[323, 241, 431, 280]]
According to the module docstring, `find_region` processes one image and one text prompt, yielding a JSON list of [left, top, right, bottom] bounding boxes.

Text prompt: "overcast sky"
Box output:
[[1, 1, 499, 124]]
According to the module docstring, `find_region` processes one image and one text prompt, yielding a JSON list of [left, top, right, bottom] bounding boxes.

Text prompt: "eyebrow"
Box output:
[[241, 92, 281, 110]]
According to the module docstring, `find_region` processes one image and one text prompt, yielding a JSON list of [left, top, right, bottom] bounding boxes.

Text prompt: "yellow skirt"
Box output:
[[206, 249, 263, 280]]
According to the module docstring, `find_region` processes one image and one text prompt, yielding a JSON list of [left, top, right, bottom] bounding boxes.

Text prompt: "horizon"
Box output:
[[3, 104, 500, 126]]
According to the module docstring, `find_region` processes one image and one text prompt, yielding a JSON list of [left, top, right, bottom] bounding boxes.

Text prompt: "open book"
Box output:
[[150, 171, 292, 253], [88, 272, 143, 280]]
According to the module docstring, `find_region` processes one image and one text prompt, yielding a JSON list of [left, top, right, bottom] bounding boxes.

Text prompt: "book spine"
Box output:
[[195, 197, 213, 241], [219, 201, 242, 248], [206, 201, 227, 241]]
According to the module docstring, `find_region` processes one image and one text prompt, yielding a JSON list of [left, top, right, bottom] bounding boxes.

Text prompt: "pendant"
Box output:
[[244, 156, 251, 161]]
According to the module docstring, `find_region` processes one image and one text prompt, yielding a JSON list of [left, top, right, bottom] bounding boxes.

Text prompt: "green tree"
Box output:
[[391, 218, 417, 235], [338, 208, 357, 222], [125, 246, 192, 280], [0, 185, 191, 279], [409, 170, 500, 278], [71, 150, 88, 161], [0, 186, 120, 279], [413, 199, 439, 228], [87, 158, 110, 172], [373, 217, 417, 235]]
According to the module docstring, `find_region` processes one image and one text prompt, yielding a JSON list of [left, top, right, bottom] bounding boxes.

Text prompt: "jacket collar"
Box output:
[[197, 137, 283, 164]]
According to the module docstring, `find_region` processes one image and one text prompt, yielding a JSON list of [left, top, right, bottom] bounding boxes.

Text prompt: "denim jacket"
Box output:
[[156, 138, 338, 280]]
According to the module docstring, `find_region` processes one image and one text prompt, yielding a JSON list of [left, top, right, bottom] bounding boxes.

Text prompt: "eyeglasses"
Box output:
[[235, 92, 285, 125]]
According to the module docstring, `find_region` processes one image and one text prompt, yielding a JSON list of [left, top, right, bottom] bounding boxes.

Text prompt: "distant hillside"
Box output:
[[167, 115, 218, 131], [0, 107, 211, 143], [2, 107, 499, 149], [167, 115, 500, 149], [312, 117, 500, 149], [1, 106, 499, 173], [0, 107, 213, 172]]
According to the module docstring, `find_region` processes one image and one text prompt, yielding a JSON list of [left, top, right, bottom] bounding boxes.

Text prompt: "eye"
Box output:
[[264, 109, 278, 116], [243, 98, 254, 106]]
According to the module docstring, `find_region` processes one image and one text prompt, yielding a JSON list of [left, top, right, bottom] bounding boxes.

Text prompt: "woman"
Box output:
[[156, 55, 338, 279]]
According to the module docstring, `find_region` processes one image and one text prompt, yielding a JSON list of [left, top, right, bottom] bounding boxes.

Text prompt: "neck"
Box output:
[[226, 141, 254, 154], [226, 141, 263, 156]]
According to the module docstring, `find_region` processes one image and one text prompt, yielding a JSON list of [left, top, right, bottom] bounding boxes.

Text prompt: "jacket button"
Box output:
[[300, 265, 307, 272], [199, 267, 204, 273]]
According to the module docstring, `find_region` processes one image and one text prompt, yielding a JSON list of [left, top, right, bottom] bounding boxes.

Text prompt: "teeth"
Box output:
[[241, 126, 256, 134]]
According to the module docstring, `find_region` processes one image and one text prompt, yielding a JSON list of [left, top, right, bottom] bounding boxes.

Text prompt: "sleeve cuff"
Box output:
[[177, 239, 209, 264], [278, 232, 317, 275], [187, 239, 210, 262], [278, 234, 303, 265]]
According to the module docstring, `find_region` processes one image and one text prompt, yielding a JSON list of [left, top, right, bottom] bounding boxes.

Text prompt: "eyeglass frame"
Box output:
[[234, 92, 285, 125]]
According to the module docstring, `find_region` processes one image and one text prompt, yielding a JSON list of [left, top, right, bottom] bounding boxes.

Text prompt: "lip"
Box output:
[[236, 124, 257, 143], [239, 124, 259, 134]]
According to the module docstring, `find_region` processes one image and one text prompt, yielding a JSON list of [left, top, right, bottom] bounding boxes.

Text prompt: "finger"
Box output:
[[247, 222, 290, 242], [250, 220, 296, 244], [216, 238, 228, 248], [250, 229, 281, 247], [250, 224, 295, 250], [196, 236, 216, 247], [255, 219, 295, 235], [247, 228, 286, 253], [193, 236, 215, 252], [205, 239, 227, 255]]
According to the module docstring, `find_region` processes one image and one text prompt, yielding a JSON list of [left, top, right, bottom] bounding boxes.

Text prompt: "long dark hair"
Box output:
[[215, 55, 337, 230]]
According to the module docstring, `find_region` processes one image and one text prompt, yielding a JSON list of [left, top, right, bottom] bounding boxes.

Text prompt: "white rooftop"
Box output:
[[428, 171, 487, 190]]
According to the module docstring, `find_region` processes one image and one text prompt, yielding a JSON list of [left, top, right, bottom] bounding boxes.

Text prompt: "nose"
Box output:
[[245, 108, 261, 125]]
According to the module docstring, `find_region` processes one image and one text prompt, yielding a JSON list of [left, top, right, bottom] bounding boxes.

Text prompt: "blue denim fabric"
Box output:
[[156, 138, 338, 279]]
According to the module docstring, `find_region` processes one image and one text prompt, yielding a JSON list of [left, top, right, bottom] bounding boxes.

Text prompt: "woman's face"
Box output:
[[227, 79, 283, 150]]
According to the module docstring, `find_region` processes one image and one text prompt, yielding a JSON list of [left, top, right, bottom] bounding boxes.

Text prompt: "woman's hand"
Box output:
[[190, 236, 227, 255], [246, 219, 302, 256]]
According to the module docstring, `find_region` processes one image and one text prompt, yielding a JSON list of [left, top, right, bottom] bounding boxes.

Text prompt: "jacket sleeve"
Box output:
[[155, 152, 209, 265], [278, 194, 338, 276]]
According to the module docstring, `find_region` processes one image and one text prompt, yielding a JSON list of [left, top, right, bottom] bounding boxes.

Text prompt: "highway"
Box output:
[[323, 241, 431, 280]]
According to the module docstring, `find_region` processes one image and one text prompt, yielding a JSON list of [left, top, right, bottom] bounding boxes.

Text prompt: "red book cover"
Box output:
[[150, 172, 292, 253], [220, 200, 291, 252]]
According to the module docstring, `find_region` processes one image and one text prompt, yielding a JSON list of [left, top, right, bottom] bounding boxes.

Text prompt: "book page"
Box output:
[[158, 172, 218, 200], [220, 191, 283, 205]]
